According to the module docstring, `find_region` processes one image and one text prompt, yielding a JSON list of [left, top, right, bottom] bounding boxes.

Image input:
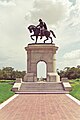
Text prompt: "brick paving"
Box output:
[[0, 94, 80, 120]]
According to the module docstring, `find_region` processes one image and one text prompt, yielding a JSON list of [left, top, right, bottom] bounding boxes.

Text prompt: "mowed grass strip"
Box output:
[[0, 83, 15, 103], [70, 79, 80, 100]]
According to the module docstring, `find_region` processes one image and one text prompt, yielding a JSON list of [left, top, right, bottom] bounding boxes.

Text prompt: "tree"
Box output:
[[77, 65, 80, 69], [58, 66, 80, 79], [0, 69, 4, 79], [0, 67, 26, 80], [2, 67, 14, 79], [15, 70, 26, 79]]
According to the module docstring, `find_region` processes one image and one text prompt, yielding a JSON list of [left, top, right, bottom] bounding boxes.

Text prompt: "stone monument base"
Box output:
[[47, 72, 60, 82], [13, 81, 71, 94], [24, 73, 37, 82], [12, 42, 72, 93], [24, 73, 34, 82], [23, 43, 61, 82], [23, 72, 60, 82]]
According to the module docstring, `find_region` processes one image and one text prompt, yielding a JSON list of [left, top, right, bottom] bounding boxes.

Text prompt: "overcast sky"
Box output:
[[0, 0, 80, 71]]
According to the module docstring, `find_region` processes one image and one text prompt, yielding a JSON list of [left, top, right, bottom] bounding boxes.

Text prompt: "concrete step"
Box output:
[[18, 82, 66, 93], [20, 82, 63, 90], [16, 91, 69, 94]]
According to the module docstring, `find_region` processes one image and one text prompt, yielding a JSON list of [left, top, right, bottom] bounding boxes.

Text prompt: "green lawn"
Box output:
[[0, 80, 15, 103], [69, 79, 80, 100], [0, 80, 15, 83]]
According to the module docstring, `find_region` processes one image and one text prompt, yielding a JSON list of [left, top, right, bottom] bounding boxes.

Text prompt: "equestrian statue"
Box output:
[[28, 19, 56, 43]]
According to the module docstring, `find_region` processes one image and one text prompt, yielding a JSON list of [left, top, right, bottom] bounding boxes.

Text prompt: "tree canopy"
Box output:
[[0, 67, 26, 80], [58, 66, 80, 79]]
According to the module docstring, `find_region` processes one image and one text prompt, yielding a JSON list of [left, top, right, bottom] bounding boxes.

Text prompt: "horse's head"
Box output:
[[28, 25, 35, 33]]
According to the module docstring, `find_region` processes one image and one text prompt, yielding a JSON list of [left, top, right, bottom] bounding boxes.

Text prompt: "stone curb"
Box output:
[[66, 94, 80, 106], [0, 94, 19, 110]]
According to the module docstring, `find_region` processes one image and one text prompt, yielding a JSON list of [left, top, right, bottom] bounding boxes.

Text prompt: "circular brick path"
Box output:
[[0, 94, 80, 120]]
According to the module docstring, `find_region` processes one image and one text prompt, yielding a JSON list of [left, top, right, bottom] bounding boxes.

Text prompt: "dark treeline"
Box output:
[[0, 66, 80, 80], [0, 67, 26, 80], [57, 65, 80, 79]]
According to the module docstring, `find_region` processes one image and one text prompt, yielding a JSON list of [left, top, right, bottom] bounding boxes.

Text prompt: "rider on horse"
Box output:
[[36, 19, 47, 39]]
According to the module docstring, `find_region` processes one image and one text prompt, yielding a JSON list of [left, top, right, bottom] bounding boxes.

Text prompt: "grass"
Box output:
[[0, 80, 15, 103], [69, 79, 80, 100], [0, 79, 15, 83]]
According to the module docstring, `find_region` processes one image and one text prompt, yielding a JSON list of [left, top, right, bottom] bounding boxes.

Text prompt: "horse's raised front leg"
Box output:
[[30, 35, 34, 40]]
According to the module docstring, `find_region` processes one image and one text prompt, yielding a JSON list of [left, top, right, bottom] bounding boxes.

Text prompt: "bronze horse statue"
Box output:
[[28, 25, 56, 43]]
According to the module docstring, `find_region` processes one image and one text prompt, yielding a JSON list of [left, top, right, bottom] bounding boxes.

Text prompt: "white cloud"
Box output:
[[0, 0, 32, 70], [58, 59, 80, 69], [54, 0, 80, 47], [58, 49, 80, 69], [0, 0, 16, 6], [25, 0, 71, 25], [63, 49, 80, 60]]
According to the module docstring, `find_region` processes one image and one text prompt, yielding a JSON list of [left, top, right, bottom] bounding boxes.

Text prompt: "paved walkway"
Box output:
[[0, 94, 80, 120]]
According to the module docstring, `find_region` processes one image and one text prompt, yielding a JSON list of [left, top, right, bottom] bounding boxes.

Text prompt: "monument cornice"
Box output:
[[25, 43, 58, 52]]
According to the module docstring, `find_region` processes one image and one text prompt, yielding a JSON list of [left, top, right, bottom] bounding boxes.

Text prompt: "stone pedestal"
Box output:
[[24, 73, 34, 82], [12, 43, 72, 93], [48, 73, 60, 82], [24, 43, 60, 82], [16, 78, 22, 83]]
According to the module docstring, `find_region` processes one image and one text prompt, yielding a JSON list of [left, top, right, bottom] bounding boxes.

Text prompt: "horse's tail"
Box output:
[[50, 30, 56, 38]]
